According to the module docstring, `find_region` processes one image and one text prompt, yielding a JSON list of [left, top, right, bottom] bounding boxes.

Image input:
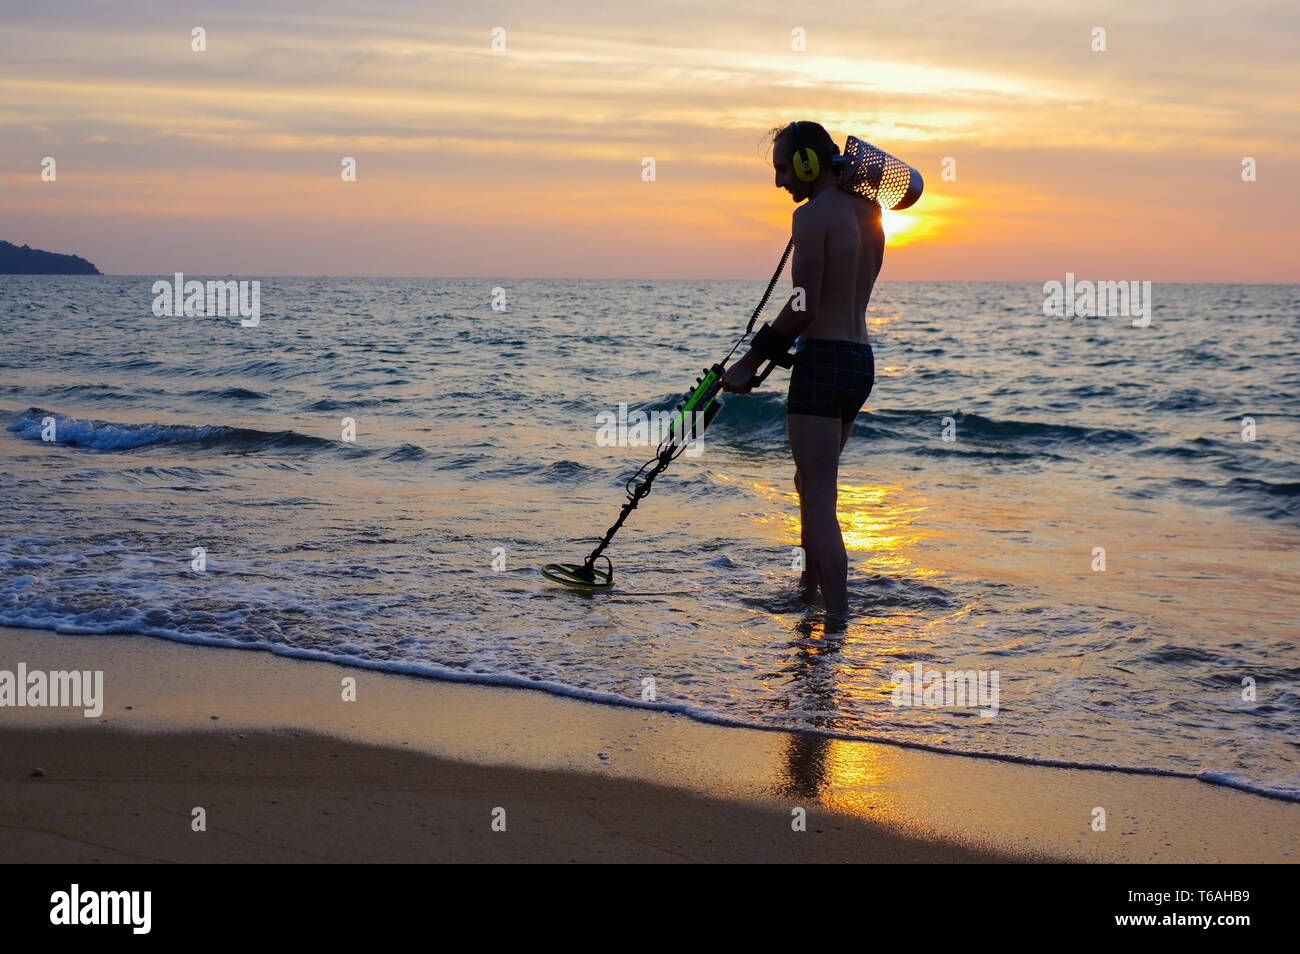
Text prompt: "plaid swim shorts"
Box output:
[[785, 337, 875, 422]]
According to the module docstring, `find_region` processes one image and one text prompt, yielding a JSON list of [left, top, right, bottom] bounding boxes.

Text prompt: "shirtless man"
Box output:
[[720, 121, 884, 618]]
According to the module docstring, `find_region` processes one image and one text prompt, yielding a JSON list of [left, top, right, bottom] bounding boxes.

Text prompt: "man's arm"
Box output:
[[719, 207, 825, 391], [768, 206, 825, 338]]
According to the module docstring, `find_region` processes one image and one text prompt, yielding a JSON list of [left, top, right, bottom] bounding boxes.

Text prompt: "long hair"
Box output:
[[767, 121, 839, 171]]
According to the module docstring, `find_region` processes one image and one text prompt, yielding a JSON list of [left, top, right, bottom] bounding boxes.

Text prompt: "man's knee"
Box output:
[[799, 470, 840, 503]]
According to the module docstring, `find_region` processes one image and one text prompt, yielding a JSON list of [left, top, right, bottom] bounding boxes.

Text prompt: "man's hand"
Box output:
[[720, 352, 761, 393]]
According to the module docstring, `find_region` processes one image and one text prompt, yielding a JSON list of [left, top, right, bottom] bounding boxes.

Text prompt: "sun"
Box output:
[[882, 209, 921, 246]]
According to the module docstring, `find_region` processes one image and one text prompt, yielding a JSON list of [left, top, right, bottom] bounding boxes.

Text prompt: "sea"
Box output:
[[2, 275, 1297, 800]]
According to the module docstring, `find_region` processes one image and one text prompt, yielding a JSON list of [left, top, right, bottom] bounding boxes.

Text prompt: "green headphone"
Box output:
[[789, 121, 822, 182]]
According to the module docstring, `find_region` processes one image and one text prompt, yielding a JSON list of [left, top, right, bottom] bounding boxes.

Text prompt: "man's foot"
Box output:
[[821, 610, 849, 635], [798, 570, 820, 604]]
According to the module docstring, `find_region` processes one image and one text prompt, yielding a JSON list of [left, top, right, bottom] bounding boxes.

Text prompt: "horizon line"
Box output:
[[10, 274, 1299, 286]]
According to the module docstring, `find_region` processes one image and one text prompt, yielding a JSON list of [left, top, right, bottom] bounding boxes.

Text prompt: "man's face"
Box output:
[[772, 141, 807, 202]]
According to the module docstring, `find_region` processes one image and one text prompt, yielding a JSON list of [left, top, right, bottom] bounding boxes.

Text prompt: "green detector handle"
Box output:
[[669, 364, 725, 445]]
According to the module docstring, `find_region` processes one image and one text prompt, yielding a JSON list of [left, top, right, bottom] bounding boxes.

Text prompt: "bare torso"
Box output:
[[797, 188, 885, 342]]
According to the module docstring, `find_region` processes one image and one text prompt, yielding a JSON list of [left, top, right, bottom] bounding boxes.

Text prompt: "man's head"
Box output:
[[770, 121, 839, 202]]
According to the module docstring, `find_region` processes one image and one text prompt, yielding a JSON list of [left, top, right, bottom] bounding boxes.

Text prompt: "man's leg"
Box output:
[[839, 417, 856, 453], [794, 466, 819, 601], [787, 412, 849, 617]]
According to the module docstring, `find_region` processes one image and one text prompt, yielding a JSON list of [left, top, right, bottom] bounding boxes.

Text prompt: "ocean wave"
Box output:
[[303, 396, 403, 411], [6, 408, 338, 454], [33, 382, 160, 402], [382, 443, 432, 463], [535, 459, 606, 483], [183, 386, 269, 401], [1134, 437, 1232, 460], [706, 400, 1150, 449], [1145, 388, 1223, 412], [910, 446, 1068, 462], [909, 410, 1145, 446], [1156, 475, 1300, 520]]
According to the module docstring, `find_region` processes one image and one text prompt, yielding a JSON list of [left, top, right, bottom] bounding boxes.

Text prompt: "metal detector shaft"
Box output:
[[542, 236, 798, 591], [584, 363, 728, 571]]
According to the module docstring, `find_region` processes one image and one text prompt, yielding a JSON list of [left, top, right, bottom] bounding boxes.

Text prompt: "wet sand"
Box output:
[[1, 626, 1295, 863]]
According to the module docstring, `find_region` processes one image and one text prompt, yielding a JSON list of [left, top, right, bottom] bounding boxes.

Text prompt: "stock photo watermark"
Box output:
[[151, 272, 261, 326], [1043, 273, 1151, 327], [49, 885, 150, 934], [890, 662, 999, 717], [0, 664, 103, 717], [596, 404, 708, 456]]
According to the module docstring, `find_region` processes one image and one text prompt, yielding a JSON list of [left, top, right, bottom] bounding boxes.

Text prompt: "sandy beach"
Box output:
[[2, 625, 1295, 864]]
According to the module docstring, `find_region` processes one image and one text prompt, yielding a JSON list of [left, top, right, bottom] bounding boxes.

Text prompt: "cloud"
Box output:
[[0, 0, 1294, 278]]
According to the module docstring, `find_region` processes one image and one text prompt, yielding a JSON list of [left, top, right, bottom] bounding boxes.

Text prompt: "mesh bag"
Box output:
[[835, 136, 923, 210]]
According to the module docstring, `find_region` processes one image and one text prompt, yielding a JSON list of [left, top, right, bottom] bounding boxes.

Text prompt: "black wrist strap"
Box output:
[[751, 322, 796, 364]]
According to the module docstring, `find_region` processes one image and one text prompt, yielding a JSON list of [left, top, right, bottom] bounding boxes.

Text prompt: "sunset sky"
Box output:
[[1, 0, 1296, 280]]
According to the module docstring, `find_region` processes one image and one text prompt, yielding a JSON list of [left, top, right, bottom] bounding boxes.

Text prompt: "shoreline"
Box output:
[[2, 620, 1292, 805], [1, 625, 1296, 863]]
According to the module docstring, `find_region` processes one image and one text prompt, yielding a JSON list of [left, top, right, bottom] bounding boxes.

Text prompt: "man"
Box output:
[[720, 121, 884, 618]]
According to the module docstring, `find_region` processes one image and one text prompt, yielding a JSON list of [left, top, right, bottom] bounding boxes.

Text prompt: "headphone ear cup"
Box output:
[[793, 147, 820, 182]]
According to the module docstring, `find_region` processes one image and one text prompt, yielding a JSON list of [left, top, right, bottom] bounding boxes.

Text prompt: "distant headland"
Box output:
[[0, 240, 101, 275]]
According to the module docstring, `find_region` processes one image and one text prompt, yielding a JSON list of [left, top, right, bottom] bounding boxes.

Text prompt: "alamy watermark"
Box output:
[[50, 885, 150, 934], [151, 272, 260, 326], [890, 662, 999, 717], [1043, 273, 1151, 327], [0, 664, 103, 717], [596, 404, 707, 457]]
